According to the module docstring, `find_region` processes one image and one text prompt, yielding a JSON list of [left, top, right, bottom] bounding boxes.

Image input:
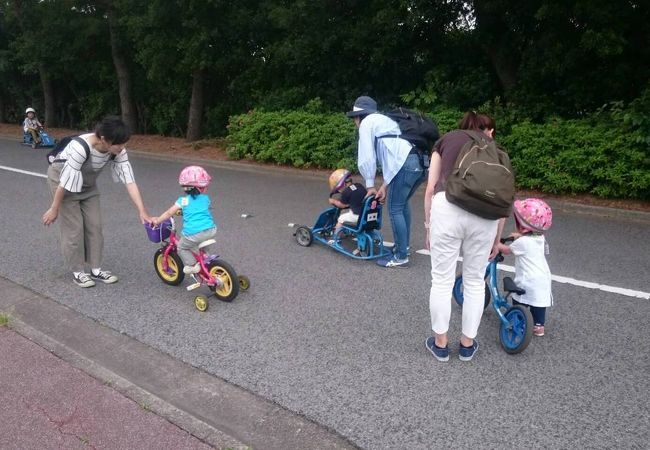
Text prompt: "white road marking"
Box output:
[[0, 165, 47, 178], [415, 249, 649, 299]]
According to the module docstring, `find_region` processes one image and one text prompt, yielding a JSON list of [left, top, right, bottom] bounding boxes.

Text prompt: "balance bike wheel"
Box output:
[[207, 259, 239, 302], [154, 249, 185, 286], [499, 305, 533, 354], [194, 295, 209, 312], [452, 275, 490, 310]]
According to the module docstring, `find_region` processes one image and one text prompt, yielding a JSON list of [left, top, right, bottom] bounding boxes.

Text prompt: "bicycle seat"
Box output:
[[503, 277, 525, 295], [198, 239, 216, 249]]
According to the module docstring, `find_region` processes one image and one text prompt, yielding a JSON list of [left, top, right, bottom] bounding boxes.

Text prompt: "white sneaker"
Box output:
[[91, 269, 118, 284], [73, 272, 95, 288]]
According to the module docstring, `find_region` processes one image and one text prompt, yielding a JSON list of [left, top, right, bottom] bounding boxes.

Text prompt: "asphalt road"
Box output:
[[1, 138, 648, 449]]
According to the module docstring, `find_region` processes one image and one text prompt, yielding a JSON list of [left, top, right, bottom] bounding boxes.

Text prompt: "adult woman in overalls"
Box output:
[[42, 116, 152, 288]]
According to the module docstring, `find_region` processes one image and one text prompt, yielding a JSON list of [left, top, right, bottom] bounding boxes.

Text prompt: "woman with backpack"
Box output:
[[423, 112, 509, 362], [42, 116, 152, 288]]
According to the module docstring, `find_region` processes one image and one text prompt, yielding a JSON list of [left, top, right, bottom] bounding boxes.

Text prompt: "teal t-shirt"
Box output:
[[175, 193, 216, 236]]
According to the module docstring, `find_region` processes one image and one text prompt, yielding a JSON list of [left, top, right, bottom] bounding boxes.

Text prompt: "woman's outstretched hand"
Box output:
[[42, 208, 58, 226]]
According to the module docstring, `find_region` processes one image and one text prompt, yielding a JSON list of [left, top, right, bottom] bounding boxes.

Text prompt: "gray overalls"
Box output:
[[47, 160, 105, 272]]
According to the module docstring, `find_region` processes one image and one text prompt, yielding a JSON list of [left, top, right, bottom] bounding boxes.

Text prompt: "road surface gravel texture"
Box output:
[[1, 137, 649, 449]]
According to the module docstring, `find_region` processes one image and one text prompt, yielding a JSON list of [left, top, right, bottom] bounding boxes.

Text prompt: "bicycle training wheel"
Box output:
[[153, 249, 185, 286], [499, 305, 533, 354], [452, 275, 490, 310], [194, 295, 209, 312], [207, 259, 239, 302], [238, 275, 251, 291]]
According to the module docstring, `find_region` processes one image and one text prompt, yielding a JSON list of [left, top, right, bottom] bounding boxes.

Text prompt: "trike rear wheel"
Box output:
[[452, 275, 490, 310], [499, 305, 533, 354], [154, 248, 185, 286], [207, 259, 239, 302]]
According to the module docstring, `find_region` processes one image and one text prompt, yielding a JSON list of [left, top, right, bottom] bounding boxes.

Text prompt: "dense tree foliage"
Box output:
[[0, 0, 648, 136]]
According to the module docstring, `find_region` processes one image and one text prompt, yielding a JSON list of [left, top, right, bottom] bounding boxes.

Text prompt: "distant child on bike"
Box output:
[[327, 169, 367, 245], [151, 165, 216, 274], [498, 198, 553, 337], [23, 107, 43, 148]]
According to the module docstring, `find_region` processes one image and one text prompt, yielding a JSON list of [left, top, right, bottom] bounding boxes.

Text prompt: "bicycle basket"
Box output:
[[144, 219, 172, 243]]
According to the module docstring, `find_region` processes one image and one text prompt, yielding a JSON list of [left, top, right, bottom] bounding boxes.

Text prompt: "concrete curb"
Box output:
[[0, 276, 357, 450]]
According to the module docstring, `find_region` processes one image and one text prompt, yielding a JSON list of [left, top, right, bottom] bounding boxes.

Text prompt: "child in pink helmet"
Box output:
[[152, 166, 217, 274], [498, 198, 553, 337]]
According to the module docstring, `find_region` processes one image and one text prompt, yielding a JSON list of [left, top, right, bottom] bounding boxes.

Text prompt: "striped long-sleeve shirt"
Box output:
[[57, 133, 135, 192]]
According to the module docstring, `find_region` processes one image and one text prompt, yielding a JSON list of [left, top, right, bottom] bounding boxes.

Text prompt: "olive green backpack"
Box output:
[[445, 130, 515, 220]]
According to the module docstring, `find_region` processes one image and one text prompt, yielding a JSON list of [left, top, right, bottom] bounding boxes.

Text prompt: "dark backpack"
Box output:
[[445, 130, 515, 220], [381, 107, 440, 168], [47, 135, 115, 165]]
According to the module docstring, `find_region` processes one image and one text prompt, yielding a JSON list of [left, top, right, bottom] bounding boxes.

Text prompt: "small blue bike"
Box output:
[[453, 238, 533, 354]]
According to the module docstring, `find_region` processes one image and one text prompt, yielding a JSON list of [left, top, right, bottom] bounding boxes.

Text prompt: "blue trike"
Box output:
[[293, 195, 392, 260], [23, 128, 56, 148], [452, 238, 534, 354]]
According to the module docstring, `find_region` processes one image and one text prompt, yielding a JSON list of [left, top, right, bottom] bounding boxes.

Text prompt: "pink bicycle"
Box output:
[[145, 217, 249, 312]]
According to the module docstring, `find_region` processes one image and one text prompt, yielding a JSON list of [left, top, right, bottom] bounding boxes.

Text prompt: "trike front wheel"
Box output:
[[207, 259, 239, 302], [499, 305, 533, 354], [294, 226, 313, 247], [154, 248, 185, 286], [452, 275, 490, 310]]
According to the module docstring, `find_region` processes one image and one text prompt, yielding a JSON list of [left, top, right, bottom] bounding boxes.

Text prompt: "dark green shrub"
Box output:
[[501, 117, 649, 199], [226, 107, 357, 169]]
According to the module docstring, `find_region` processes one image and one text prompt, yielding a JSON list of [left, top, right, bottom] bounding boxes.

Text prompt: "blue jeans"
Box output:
[[387, 154, 426, 260]]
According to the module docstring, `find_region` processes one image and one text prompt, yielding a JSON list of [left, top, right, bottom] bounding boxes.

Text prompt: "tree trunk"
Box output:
[[186, 69, 205, 141], [0, 95, 5, 122], [107, 8, 138, 133], [474, 0, 519, 93], [40, 66, 58, 127]]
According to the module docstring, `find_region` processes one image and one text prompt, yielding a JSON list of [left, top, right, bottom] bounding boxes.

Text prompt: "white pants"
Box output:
[[337, 209, 359, 225], [429, 193, 498, 338]]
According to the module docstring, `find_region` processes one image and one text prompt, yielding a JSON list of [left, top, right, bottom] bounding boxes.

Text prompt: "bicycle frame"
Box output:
[[486, 254, 513, 328], [160, 220, 219, 288]]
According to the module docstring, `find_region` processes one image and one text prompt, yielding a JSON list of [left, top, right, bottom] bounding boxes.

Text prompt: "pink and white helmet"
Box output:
[[178, 165, 211, 188], [513, 198, 553, 233]]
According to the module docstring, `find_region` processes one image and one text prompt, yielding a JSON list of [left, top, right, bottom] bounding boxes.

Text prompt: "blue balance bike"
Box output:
[[23, 128, 56, 148], [293, 195, 392, 260], [453, 238, 533, 354]]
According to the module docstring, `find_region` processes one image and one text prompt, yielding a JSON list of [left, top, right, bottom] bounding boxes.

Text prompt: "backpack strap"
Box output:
[[460, 129, 486, 143], [51, 136, 116, 164]]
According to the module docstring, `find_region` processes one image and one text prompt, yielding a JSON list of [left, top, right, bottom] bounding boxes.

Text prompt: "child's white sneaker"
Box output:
[[183, 263, 201, 274]]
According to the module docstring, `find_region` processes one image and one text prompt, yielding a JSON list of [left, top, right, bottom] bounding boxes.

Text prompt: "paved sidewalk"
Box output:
[[0, 276, 356, 450], [0, 327, 214, 450]]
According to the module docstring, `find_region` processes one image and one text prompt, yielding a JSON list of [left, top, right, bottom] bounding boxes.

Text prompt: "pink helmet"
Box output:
[[513, 198, 553, 233], [178, 165, 211, 188]]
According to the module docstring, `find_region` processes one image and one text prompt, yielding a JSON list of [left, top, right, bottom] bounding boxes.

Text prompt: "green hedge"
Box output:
[[501, 119, 649, 199], [226, 109, 357, 169], [226, 104, 462, 171], [226, 100, 649, 200]]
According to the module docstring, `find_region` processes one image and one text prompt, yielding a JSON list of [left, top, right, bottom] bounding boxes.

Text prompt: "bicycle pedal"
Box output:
[[186, 282, 201, 291]]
